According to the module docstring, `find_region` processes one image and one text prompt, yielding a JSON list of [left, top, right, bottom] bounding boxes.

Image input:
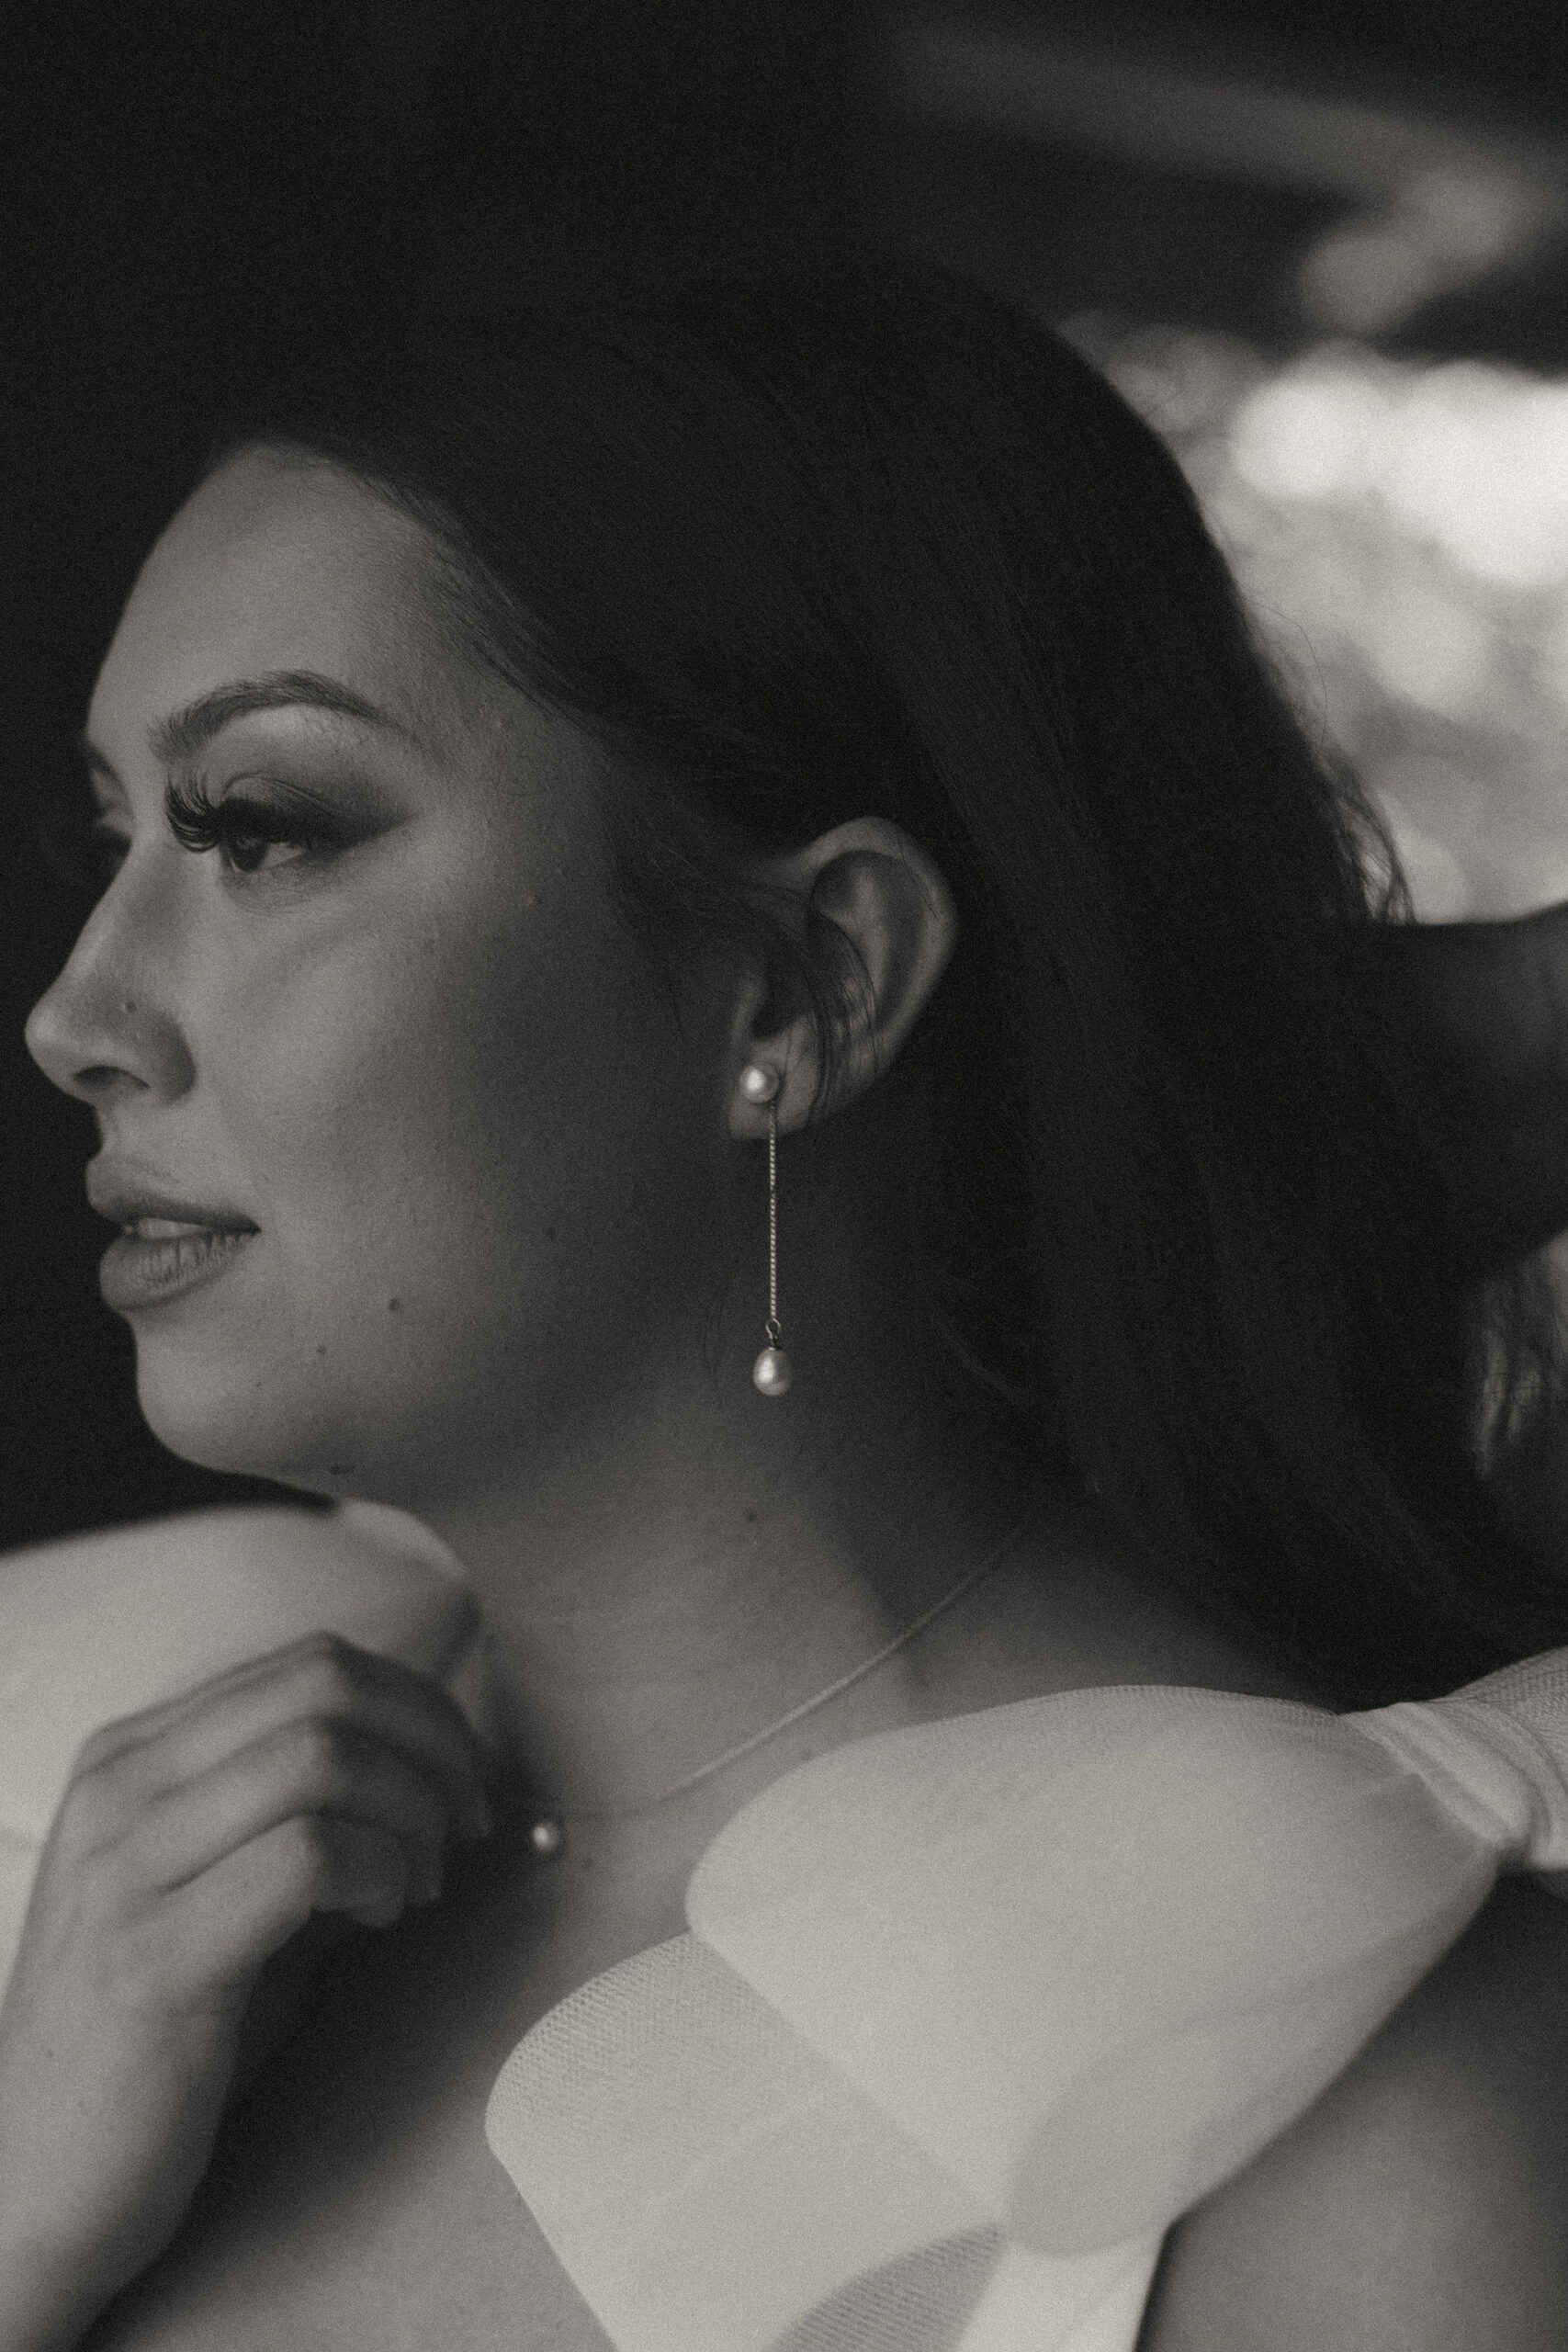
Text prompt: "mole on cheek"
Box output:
[[387, 1296, 402, 1312]]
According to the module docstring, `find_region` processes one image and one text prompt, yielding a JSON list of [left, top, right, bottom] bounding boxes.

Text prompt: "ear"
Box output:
[[726, 818, 957, 1139]]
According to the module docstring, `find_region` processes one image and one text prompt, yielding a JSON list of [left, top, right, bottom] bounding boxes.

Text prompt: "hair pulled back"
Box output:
[[210, 247, 1568, 1704]]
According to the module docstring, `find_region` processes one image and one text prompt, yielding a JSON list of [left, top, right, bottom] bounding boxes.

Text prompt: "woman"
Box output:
[[7, 250, 1568, 2348]]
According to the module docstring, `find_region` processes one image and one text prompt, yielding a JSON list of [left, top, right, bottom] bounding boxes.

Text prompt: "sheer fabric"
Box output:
[[487, 1658, 1568, 2352], [4, 1509, 1566, 2350]]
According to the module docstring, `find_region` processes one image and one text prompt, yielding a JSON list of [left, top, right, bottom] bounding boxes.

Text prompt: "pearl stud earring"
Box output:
[[739, 1064, 792, 1396]]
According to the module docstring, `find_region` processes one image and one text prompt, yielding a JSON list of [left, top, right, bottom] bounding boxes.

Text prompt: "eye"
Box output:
[[164, 776, 348, 875]]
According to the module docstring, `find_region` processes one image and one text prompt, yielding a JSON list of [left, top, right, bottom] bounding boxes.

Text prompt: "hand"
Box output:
[[0, 1630, 493, 2348]]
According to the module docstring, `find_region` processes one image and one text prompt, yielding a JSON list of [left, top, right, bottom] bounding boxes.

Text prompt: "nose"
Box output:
[[25, 876, 196, 1109]]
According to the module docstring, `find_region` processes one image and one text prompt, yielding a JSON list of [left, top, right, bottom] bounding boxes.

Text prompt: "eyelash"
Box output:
[[43, 776, 351, 903], [163, 776, 345, 874]]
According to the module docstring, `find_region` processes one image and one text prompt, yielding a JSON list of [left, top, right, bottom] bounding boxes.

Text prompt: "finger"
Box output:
[[123, 1717, 455, 1905], [67, 1634, 492, 1845], [163, 1815, 417, 1988], [77, 1623, 489, 1788]]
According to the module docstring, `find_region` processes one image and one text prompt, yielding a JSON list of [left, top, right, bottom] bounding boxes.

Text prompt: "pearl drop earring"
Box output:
[[739, 1063, 792, 1396]]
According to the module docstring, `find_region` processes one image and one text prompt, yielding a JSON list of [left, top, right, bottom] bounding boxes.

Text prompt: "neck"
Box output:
[[371, 1114, 1092, 1866], [411, 1328, 1050, 1840]]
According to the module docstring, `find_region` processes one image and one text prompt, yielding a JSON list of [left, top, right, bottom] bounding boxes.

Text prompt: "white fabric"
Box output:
[[486, 1655, 1568, 2352], [5, 1510, 1565, 2349], [0, 1500, 490, 2003]]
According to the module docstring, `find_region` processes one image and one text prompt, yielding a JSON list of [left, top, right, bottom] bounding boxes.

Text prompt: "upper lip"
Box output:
[[85, 1164, 260, 1234]]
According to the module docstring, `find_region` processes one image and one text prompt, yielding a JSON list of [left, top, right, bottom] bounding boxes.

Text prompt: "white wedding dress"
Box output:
[[3, 1502, 1565, 2352]]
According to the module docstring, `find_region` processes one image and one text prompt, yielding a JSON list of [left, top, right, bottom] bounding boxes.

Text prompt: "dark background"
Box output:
[[6, 0, 1568, 1553]]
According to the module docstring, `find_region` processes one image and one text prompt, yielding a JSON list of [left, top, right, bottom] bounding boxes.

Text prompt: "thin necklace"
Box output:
[[525, 1511, 1035, 1857]]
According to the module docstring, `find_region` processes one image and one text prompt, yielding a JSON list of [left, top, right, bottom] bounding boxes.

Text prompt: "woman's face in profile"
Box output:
[[26, 452, 731, 1503]]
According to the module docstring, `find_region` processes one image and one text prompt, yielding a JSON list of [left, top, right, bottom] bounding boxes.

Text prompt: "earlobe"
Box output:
[[726, 817, 957, 1138]]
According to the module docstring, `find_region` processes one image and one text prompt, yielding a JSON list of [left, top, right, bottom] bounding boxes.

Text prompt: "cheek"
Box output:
[[187, 877, 721, 1464]]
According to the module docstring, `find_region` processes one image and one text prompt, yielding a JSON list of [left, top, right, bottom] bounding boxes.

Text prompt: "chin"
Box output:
[[131, 1337, 373, 1492], [128, 1330, 485, 1516]]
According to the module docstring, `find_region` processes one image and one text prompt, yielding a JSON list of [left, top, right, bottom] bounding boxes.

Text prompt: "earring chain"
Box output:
[[765, 1099, 781, 1346]]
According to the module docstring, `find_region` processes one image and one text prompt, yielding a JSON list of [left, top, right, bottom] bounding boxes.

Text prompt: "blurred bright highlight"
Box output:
[[1235, 356, 1568, 588]]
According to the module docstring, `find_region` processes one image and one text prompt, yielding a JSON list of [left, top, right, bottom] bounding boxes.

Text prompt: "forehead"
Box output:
[[89, 451, 466, 754]]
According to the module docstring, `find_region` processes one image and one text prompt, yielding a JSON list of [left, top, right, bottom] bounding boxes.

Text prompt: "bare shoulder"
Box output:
[[1140, 1876, 1568, 2351]]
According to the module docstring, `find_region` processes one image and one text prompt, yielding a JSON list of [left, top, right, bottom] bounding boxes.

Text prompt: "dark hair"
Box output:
[[207, 246, 1568, 1706]]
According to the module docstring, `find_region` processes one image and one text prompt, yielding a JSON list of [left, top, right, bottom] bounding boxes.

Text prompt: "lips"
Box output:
[[98, 1225, 258, 1311], [119, 1213, 245, 1241], [86, 1166, 260, 1312]]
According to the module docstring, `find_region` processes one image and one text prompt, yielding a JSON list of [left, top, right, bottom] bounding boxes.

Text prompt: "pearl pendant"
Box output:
[[528, 1816, 565, 1860], [752, 1344, 793, 1396]]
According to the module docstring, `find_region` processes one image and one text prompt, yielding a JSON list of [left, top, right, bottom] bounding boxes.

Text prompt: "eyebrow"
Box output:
[[76, 669, 405, 783]]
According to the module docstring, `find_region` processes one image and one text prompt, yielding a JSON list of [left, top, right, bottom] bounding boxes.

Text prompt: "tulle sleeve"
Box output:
[[487, 1655, 1568, 2352]]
